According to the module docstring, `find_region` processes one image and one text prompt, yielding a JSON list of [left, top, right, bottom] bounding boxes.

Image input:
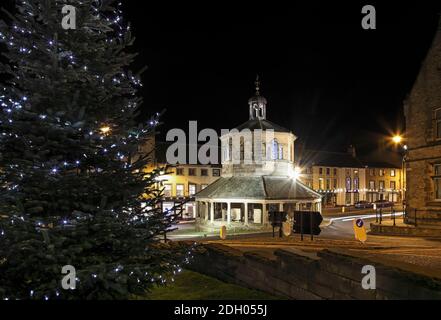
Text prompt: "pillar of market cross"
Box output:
[[195, 77, 322, 231]]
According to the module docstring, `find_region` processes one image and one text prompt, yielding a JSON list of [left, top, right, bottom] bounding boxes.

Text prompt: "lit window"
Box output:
[[370, 169, 375, 176], [369, 181, 375, 190], [278, 145, 283, 160], [319, 178, 324, 190], [379, 181, 385, 191], [271, 140, 278, 160], [176, 184, 184, 197], [353, 178, 359, 190], [390, 170, 396, 177], [346, 177, 351, 191], [379, 169, 384, 177], [189, 184, 197, 196], [390, 181, 396, 190], [163, 184, 172, 198]]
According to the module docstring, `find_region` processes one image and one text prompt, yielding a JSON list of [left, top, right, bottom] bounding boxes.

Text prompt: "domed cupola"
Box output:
[[248, 75, 267, 120]]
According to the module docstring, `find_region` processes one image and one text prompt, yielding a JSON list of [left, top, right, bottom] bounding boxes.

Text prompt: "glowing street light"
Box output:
[[291, 166, 302, 180], [100, 126, 111, 135], [392, 135, 403, 144]]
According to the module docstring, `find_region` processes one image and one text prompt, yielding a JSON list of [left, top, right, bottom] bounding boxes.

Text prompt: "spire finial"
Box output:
[[255, 74, 260, 96]]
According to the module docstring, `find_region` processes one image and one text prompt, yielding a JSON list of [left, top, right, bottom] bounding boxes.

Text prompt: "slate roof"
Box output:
[[195, 176, 321, 201], [297, 149, 402, 169], [297, 150, 363, 168], [234, 119, 292, 133]]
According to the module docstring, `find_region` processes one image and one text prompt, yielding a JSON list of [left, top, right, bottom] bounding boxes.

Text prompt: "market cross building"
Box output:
[[195, 78, 322, 230]]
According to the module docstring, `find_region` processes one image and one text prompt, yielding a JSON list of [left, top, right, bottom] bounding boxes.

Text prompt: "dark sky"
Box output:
[[124, 1, 441, 154], [2, 1, 441, 155]]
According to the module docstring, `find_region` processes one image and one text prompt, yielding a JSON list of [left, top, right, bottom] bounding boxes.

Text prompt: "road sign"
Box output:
[[293, 211, 323, 236], [353, 218, 367, 243]]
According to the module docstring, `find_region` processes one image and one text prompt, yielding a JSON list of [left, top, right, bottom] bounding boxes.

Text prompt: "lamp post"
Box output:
[[392, 134, 407, 217]]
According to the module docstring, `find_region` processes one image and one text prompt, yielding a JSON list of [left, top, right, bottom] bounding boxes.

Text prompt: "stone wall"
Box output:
[[404, 23, 441, 225], [190, 244, 441, 300]]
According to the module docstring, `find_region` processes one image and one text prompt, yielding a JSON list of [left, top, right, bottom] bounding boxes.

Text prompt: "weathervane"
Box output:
[[255, 75, 260, 96]]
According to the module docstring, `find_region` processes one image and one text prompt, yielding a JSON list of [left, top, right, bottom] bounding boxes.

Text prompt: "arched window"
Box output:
[[271, 139, 278, 160], [240, 137, 244, 161], [278, 144, 283, 160]]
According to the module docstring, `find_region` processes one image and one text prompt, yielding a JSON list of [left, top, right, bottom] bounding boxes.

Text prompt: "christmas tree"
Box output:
[[0, 0, 192, 300]]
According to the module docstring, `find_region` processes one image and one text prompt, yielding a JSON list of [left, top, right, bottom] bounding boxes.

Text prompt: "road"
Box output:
[[168, 211, 404, 241]]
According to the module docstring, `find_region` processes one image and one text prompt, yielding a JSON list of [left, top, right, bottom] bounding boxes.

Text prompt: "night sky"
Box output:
[[2, 1, 441, 155], [124, 1, 440, 154]]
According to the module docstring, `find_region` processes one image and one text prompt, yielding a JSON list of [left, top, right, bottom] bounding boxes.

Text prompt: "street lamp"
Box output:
[[392, 134, 407, 216], [392, 135, 403, 144]]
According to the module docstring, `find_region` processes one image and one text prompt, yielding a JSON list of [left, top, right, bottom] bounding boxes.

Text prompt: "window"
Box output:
[[212, 169, 221, 177], [176, 184, 184, 197], [370, 169, 375, 176], [188, 168, 196, 176], [379, 181, 385, 191], [435, 108, 441, 139], [390, 169, 396, 177], [333, 179, 338, 189], [319, 178, 324, 190], [353, 177, 359, 190], [345, 193, 352, 205], [379, 169, 385, 177], [163, 184, 172, 197], [346, 177, 351, 191], [271, 140, 279, 160], [326, 179, 330, 190], [390, 181, 396, 190], [434, 164, 441, 200], [354, 192, 360, 203], [333, 168, 337, 175], [319, 168, 323, 175], [188, 184, 197, 196], [201, 169, 208, 176], [278, 144, 283, 160], [176, 168, 184, 176], [326, 168, 330, 175], [369, 181, 375, 190]]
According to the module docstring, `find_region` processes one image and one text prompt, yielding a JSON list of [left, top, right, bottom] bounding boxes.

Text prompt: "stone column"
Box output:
[[205, 202, 209, 221], [262, 203, 268, 225], [210, 202, 215, 224], [244, 202, 249, 225], [194, 201, 198, 219], [227, 202, 231, 225]]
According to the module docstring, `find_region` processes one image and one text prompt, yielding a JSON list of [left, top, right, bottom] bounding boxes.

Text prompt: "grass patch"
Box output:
[[146, 270, 281, 300]]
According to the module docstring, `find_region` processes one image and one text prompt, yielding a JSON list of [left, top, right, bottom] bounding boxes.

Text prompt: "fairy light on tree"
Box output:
[[0, 0, 193, 300]]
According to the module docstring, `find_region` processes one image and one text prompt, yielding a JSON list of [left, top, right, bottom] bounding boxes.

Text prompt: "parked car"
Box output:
[[354, 201, 374, 209], [374, 200, 394, 208]]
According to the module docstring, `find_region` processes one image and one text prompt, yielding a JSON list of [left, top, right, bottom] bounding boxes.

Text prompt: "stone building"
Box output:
[[403, 19, 441, 227], [195, 79, 322, 230], [297, 147, 403, 207]]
